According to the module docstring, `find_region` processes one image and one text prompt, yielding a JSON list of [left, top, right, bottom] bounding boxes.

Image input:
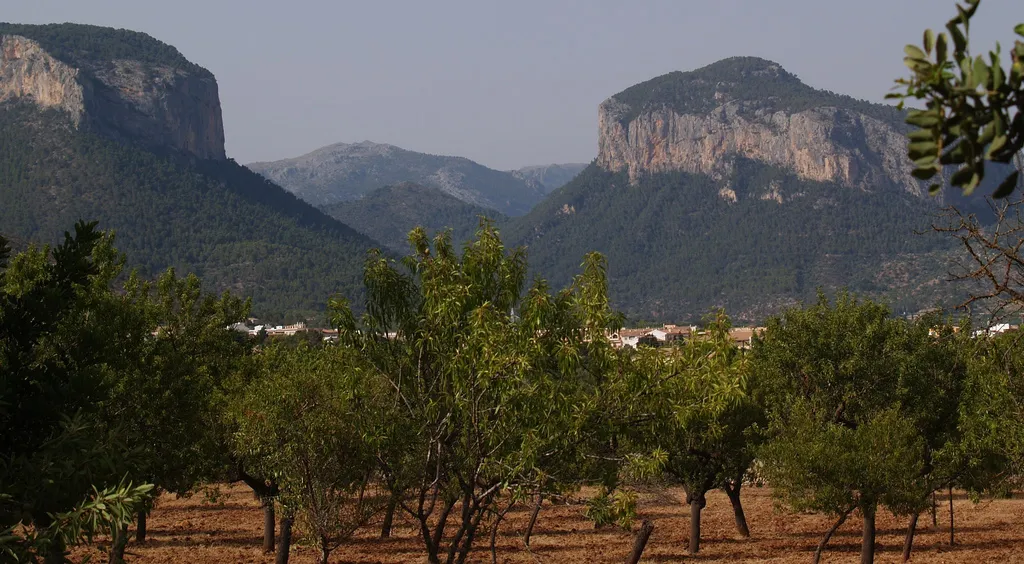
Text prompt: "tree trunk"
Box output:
[[381, 494, 398, 538], [813, 506, 854, 564], [948, 486, 955, 545], [135, 510, 147, 543], [861, 505, 876, 564], [110, 523, 130, 564], [931, 491, 938, 527], [624, 519, 654, 564], [724, 482, 750, 538], [275, 515, 293, 564], [263, 498, 276, 553], [318, 536, 330, 564], [523, 494, 542, 547], [902, 512, 920, 562], [490, 507, 509, 564], [687, 493, 705, 555]]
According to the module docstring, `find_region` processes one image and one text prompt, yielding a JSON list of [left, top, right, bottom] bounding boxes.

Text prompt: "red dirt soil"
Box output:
[[72, 484, 1024, 563]]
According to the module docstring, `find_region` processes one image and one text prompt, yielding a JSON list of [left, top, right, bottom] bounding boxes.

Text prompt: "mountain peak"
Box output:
[[690, 56, 793, 81], [597, 57, 913, 191]]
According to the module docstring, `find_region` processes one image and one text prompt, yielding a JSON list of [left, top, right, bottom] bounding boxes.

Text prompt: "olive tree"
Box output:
[[330, 222, 616, 564]]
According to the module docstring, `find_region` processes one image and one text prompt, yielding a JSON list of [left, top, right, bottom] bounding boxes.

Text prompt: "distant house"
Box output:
[[972, 323, 1019, 338]]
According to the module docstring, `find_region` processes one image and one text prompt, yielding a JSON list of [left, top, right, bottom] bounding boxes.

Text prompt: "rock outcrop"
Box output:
[[0, 33, 225, 160], [596, 58, 921, 197]]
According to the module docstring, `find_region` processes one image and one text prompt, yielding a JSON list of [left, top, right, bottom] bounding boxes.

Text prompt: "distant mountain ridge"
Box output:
[[0, 23, 379, 321], [510, 163, 588, 194], [248, 141, 545, 216]]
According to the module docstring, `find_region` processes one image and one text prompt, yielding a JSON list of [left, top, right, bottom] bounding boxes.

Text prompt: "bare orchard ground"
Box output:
[[72, 484, 1024, 563]]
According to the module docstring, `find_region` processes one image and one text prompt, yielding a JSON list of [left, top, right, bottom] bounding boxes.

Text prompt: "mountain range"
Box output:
[[0, 25, 978, 323], [248, 141, 552, 216]]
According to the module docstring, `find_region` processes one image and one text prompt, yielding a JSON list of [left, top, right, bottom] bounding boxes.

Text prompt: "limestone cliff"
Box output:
[[596, 57, 921, 197], [0, 28, 225, 160]]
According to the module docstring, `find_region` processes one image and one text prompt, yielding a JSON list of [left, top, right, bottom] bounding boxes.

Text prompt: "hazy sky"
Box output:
[[4, 1, 1020, 169]]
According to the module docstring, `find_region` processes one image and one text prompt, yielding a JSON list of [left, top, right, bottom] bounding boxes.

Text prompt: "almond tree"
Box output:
[[621, 312, 761, 554], [229, 343, 386, 564], [330, 222, 615, 564], [102, 267, 250, 558]]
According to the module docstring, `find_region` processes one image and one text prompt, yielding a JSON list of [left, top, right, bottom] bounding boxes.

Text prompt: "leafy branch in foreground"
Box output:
[[889, 0, 1024, 197], [0, 480, 152, 562]]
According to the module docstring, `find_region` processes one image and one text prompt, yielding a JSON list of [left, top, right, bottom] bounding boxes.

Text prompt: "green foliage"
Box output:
[[583, 487, 637, 530], [889, 0, 1024, 196], [330, 222, 620, 564], [760, 404, 926, 516], [952, 332, 1024, 493], [0, 103, 376, 322], [0, 222, 156, 560], [106, 267, 250, 496], [754, 293, 981, 561], [321, 182, 506, 253], [506, 162, 956, 323], [229, 344, 386, 561], [0, 22, 211, 77], [0, 480, 153, 562], [612, 56, 907, 125]]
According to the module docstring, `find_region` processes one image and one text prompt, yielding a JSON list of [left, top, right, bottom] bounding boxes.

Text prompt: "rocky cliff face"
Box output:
[[0, 34, 225, 160], [596, 58, 921, 197]]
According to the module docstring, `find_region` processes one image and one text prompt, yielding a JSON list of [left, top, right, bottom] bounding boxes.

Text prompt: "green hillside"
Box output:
[[0, 103, 376, 321], [321, 182, 505, 253], [506, 161, 961, 323]]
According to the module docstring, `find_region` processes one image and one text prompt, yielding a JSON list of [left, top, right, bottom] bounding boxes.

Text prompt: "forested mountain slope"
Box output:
[[507, 162, 960, 322], [507, 57, 974, 322], [0, 104, 376, 320], [321, 182, 505, 253]]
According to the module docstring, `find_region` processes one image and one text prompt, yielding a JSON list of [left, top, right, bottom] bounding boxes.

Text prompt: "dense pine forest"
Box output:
[[0, 103, 377, 321], [321, 182, 505, 252], [507, 160, 961, 322]]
